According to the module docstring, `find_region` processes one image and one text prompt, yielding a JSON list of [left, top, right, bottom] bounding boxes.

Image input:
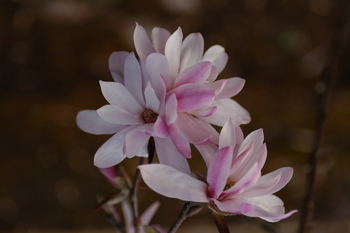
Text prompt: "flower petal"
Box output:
[[174, 113, 212, 144], [154, 137, 191, 175], [99, 81, 144, 115], [174, 61, 212, 88], [139, 164, 209, 202], [134, 23, 156, 61], [219, 118, 237, 149], [215, 77, 245, 100], [225, 163, 261, 195], [94, 126, 136, 168], [76, 110, 126, 135], [124, 52, 145, 106], [144, 81, 160, 112], [212, 198, 254, 214], [151, 27, 171, 54], [201, 99, 251, 126], [140, 201, 160, 225], [168, 123, 191, 158], [99, 167, 117, 186], [165, 93, 178, 124], [179, 32, 204, 73], [242, 167, 294, 198], [145, 53, 170, 96], [195, 141, 218, 168], [97, 104, 143, 125], [123, 126, 150, 158], [170, 84, 215, 112], [109, 51, 129, 84], [202, 45, 228, 74], [165, 27, 183, 83], [207, 146, 233, 199], [243, 195, 297, 222]]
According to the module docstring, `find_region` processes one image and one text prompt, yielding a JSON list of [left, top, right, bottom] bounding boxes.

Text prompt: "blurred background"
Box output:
[[1, 0, 350, 232]]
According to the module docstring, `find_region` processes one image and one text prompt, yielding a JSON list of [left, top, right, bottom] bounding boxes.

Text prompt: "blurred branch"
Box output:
[[168, 201, 193, 233], [298, 1, 350, 233]]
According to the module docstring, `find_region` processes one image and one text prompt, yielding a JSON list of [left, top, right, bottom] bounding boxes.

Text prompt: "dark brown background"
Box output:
[[1, 0, 350, 232]]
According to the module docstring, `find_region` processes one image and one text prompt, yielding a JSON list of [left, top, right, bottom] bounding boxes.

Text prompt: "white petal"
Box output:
[[134, 23, 156, 61], [144, 81, 160, 112], [124, 52, 145, 106], [97, 105, 143, 125], [123, 126, 150, 158], [94, 126, 136, 168], [165, 27, 183, 83], [154, 137, 191, 175], [202, 45, 228, 74], [139, 164, 209, 202], [145, 53, 169, 98], [76, 110, 126, 135], [179, 32, 204, 73], [151, 27, 171, 54], [109, 51, 130, 84], [99, 81, 144, 115]]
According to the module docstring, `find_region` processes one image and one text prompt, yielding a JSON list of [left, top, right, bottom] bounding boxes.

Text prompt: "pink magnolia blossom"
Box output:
[[76, 52, 190, 174], [133, 24, 250, 157], [139, 119, 297, 222]]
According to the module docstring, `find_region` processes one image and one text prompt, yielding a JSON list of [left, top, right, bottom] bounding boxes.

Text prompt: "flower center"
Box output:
[[224, 181, 235, 191], [142, 109, 158, 123]]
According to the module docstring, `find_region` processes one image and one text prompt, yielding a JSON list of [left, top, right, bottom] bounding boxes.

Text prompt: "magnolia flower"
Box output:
[[133, 24, 250, 157], [76, 52, 190, 174], [139, 119, 297, 222]]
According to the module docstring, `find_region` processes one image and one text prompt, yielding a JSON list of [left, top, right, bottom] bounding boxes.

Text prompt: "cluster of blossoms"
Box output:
[[77, 23, 296, 231]]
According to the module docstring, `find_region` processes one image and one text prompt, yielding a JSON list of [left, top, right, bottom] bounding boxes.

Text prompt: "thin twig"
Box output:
[[298, 2, 350, 233], [168, 201, 193, 233], [106, 214, 126, 233], [212, 212, 230, 233], [130, 157, 145, 233]]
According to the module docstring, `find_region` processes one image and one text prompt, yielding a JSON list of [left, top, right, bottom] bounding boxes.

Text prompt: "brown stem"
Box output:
[[168, 201, 193, 233], [130, 157, 145, 233], [212, 212, 230, 233], [298, 2, 350, 233]]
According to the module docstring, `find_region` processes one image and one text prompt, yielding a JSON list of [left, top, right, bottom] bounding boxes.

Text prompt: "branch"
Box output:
[[168, 201, 193, 233], [298, 2, 350, 233]]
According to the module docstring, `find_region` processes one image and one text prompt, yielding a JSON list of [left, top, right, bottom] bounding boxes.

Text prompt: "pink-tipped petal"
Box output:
[[94, 126, 135, 168], [154, 137, 191, 175], [151, 27, 171, 54], [145, 53, 170, 96], [243, 195, 297, 222], [215, 77, 245, 100], [212, 199, 254, 214], [170, 84, 215, 112], [179, 32, 204, 73], [174, 113, 212, 144], [124, 52, 145, 106], [207, 65, 218, 82], [168, 123, 192, 158], [174, 61, 212, 88], [109, 51, 130, 84], [207, 146, 234, 199], [201, 99, 251, 126], [153, 115, 168, 138], [192, 106, 217, 117], [224, 163, 261, 195], [165, 93, 178, 124], [140, 201, 160, 225], [139, 164, 209, 202], [99, 167, 117, 186], [76, 110, 126, 135], [134, 23, 156, 61], [123, 126, 150, 158], [202, 45, 228, 74], [205, 79, 227, 95], [97, 104, 143, 125], [144, 81, 160, 112], [165, 27, 183, 83], [99, 81, 144, 115], [243, 167, 294, 198], [219, 118, 237, 150]]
